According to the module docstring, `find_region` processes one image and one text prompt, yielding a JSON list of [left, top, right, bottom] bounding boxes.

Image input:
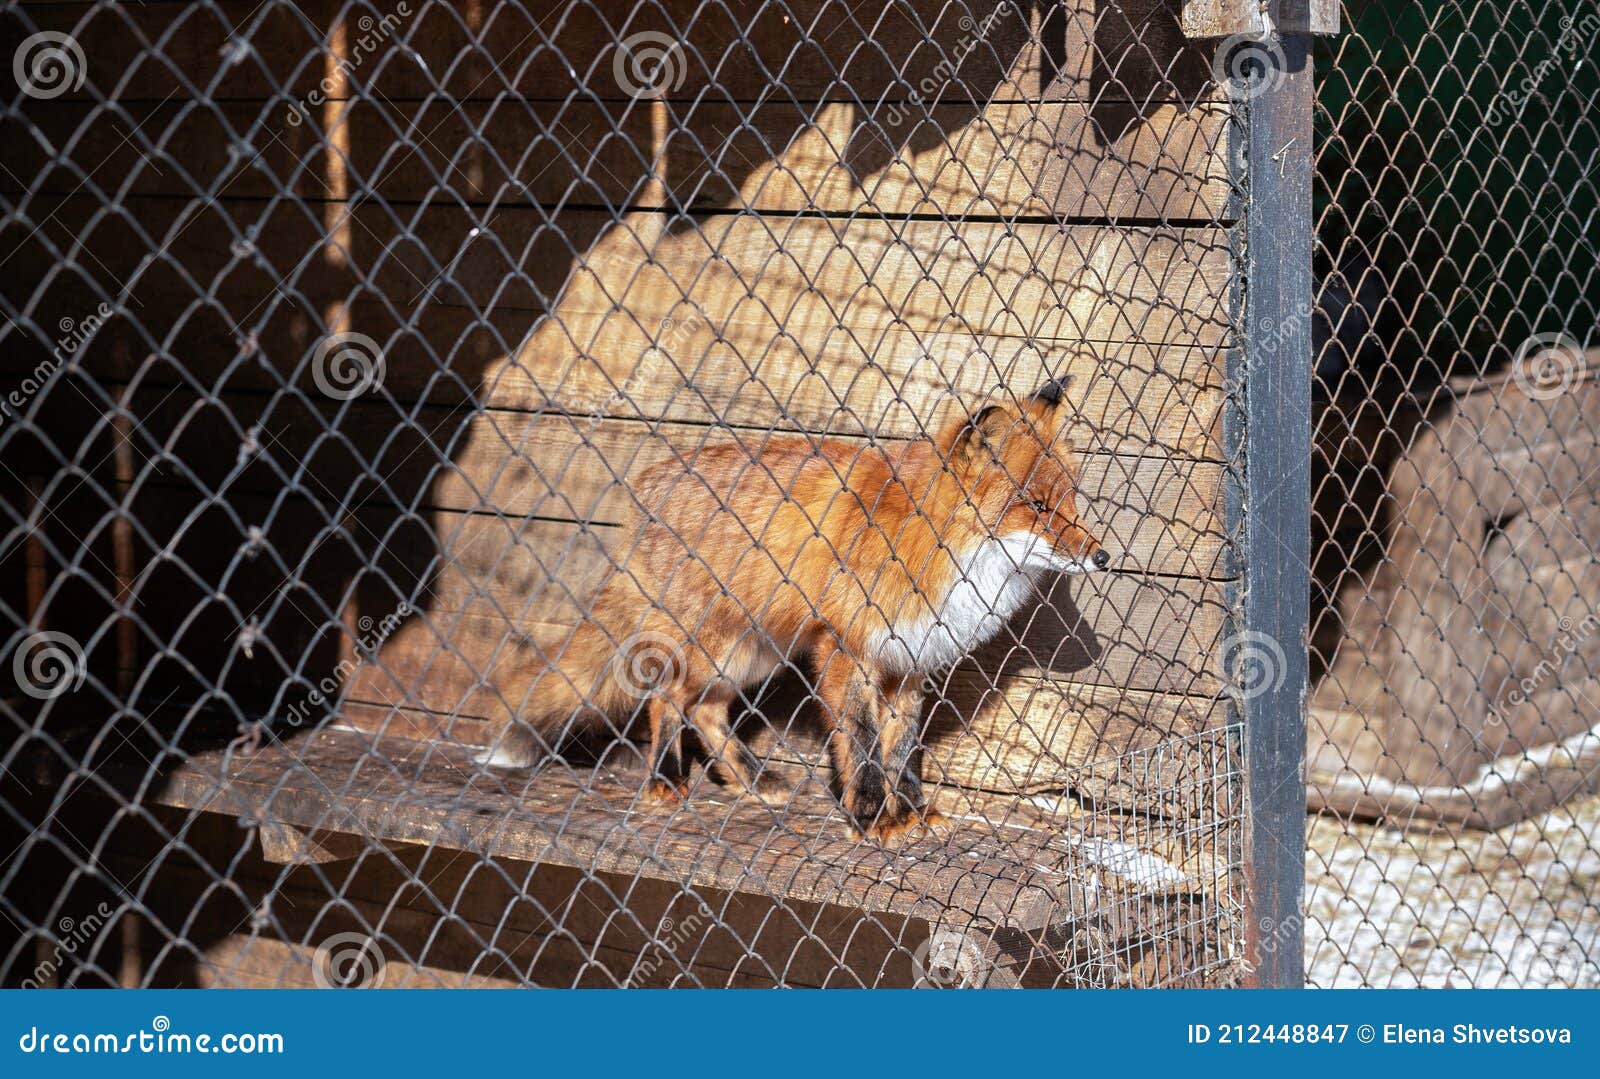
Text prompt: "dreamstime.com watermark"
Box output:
[[1493, 610, 1600, 721], [310, 330, 387, 400], [1211, 31, 1287, 101], [13, 31, 87, 99], [1485, 10, 1600, 126], [311, 932, 387, 988], [1, 303, 113, 431], [628, 906, 710, 985], [611, 630, 687, 699], [1256, 911, 1304, 958], [11, 630, 87, 700], [1220, 629, 1287, 703], [612, 31, 688, 99], [912, 931, 995, 987], [18, 1017, 283, 1055], [1256, 300, 1313, 357], [283, 3, 413, 127], [1510, 330, 1587, 400], [19, 903, 115, 989], [279, 603, 410, 727], [882, 4, 1013, 127]]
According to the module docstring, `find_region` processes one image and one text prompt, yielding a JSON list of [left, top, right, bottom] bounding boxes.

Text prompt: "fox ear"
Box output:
[[945, 404, 1014, 472], [1031, 376, 1073, 406], [1028, 376, 1077, 437]]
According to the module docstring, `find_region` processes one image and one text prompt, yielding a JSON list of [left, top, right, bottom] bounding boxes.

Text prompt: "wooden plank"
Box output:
[[3, 195, 1235, 344], [7, 98, 1234, 222], [113, 784, 1227, 986], [1182, 0, 1340, 37], [174, 876, 790, 987], [4, 1, 1221, 105], [115, 840, 805, 986], [298, 843, 916, 988], [142, 726, 1226, 931], [147, 728, 1070, 930], [196, 935, 521, 989]]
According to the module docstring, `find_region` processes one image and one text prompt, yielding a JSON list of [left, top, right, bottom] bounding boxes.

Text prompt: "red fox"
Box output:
[[481, 379, 1108, 843]]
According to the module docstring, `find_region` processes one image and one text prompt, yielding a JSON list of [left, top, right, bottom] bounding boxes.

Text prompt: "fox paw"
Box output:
[[724, 770, 791, 809], [851, 807, 951, 847], [640, 779, 690, 806]]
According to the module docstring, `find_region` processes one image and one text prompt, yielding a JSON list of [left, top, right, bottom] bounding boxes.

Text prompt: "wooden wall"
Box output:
[[1, 0, 1238, 818]]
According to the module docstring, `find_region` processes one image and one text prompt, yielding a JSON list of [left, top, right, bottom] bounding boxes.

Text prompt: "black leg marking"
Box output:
[[888, 743, 923, 813], [844, 691, 890, 825]]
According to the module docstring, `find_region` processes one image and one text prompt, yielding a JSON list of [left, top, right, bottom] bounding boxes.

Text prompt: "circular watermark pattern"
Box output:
[[1211, 32, 1287, 101], [612, 31, 686, 99], [311, 932, 386, 989], [150, 1015, 171, 1032], [1511, 331, 1584, 400], [611, 631, 685, 698], [311, 331, 385, 400], [1220, 629, 1286, 701], [912, 932, 993, 988], [14, 32, 87, 100], [12, 630, 86, 700]]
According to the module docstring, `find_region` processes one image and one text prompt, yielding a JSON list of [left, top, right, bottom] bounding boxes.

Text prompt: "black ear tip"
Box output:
[[1031, 377, 1073, 405]]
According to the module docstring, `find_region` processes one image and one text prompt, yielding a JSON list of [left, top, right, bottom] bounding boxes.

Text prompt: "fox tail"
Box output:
[[474, 619, 650, 767]]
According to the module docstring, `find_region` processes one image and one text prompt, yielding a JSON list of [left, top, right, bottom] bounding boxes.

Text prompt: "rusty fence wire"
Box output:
[[0, 0, 1425, 991], [1307, 0, 1600, 987]]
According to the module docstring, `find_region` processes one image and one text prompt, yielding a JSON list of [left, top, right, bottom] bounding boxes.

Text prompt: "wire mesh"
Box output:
[[0, 0, 1253, 988], [1308, 0, 1600, 987]]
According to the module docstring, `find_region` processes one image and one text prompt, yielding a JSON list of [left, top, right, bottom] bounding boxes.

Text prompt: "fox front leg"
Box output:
[[877, 675, 948, 839], [813, 644, 896, 839]]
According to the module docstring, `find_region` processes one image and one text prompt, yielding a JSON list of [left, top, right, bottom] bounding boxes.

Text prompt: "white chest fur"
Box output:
[[868, 533, 1069, 674]]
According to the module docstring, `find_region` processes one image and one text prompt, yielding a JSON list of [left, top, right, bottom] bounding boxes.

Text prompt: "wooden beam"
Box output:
[[1182, 1, 1340, 37]]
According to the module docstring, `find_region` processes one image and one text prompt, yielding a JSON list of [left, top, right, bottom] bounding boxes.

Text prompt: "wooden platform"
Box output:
[[137, 724, 1241, 986]]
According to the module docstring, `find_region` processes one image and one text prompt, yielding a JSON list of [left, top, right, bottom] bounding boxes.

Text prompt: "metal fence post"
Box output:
[[1243, 32, 1313, 989]]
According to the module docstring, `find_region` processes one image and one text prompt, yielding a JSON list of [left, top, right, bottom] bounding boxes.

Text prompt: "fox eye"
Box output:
[[1027, 499, 1052, 515]]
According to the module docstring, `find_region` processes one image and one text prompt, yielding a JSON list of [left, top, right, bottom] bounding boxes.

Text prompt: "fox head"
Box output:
[[936, 378, 1109, 574]]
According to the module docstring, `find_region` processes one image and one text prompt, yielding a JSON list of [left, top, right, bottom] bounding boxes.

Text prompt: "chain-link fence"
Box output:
[[1307, 0, 1600, 987], [0, 0, 1282, 989], [36, 0, 1580, 993]]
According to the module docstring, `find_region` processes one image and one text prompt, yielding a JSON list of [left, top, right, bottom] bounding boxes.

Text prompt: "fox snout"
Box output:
[[1053, 526, 1111, 574]]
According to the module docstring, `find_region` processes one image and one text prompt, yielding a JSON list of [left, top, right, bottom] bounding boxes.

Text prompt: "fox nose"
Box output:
[[1091, 549, 1110, 570]]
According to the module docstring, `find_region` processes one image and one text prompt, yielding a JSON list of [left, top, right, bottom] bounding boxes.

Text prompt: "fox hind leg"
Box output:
[[642, 694, 690, 804], [688, 698, 788, 808]]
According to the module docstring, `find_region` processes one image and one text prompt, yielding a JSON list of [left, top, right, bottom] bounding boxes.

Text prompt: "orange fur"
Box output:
[[482, 382, 1106, 842]]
